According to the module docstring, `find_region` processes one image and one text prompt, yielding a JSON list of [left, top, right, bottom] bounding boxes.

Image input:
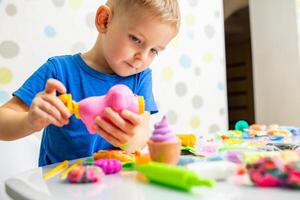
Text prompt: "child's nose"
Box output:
[[134, 51, 147, 62]]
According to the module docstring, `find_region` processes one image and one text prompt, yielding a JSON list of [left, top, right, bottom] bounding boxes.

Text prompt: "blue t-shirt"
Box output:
[[13, 53, 158, 166]]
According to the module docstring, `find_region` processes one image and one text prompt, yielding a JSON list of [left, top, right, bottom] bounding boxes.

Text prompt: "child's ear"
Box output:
[[95, 5, 112, 33]]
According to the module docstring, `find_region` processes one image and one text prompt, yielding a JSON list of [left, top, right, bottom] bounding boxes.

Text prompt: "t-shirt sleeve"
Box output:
[[13, 58, 57, 107], [136, 69, 158, 114]]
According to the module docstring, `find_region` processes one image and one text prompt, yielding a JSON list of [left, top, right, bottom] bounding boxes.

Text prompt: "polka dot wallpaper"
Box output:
[[0, 0, 228, 149]]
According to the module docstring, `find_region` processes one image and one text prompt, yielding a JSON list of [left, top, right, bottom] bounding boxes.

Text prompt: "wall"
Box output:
[[0, 1, 227, 199], [151, 0, 227, 135], [249, 0, 300, 126], [296, 0, 300, 66]]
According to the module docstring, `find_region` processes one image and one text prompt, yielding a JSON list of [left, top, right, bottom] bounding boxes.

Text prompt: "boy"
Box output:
[[0, 0, 180, 166]]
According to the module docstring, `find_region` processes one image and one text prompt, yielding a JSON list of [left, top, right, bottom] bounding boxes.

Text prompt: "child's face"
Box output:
[[101, 8, 177, 76]]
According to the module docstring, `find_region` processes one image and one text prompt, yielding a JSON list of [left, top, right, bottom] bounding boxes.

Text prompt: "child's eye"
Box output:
[[151, 48, 158, 55], [129, 35, 141, 44]]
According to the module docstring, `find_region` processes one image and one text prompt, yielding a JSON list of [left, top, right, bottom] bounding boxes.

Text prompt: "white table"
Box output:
[[5, 160, 300, 200]]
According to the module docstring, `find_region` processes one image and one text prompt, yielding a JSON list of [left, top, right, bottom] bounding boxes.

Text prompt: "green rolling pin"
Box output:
[[135, 161, 214, 190]]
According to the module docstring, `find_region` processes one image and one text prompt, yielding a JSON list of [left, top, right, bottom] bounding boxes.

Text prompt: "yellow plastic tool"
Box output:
[[60, 160, 83, 180], [58, 94, 80, 118], [177, 133, 196, 147], [138, 96, 145, 114], [43, 160, 69, 180]]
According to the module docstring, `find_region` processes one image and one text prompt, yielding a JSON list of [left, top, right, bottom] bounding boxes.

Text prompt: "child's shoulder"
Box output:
[[35, 54, 82, 82], [43, 53, 82, 73], [47, 54, 79, 65]]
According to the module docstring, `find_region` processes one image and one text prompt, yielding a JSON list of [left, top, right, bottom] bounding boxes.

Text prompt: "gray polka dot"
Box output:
[[52, 0, 65, 7], [192, 95, 203, 109], [86, 12, 95, 29], [70, 42, 87, 54], [209, 124, 221, 133], [0, 41, 19, 58], [5, 4, 17, 16], [166, 110, 177, 125], [175, 82, 187, 97], [194, 67, 201, 76], [204, 25, 215, 39], [219, 108, 225, 115]]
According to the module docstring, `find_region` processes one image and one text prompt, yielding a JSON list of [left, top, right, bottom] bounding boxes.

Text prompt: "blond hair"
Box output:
[[106, 0, 180, 32]]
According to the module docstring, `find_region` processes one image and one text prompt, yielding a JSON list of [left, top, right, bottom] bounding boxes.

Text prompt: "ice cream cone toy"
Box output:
[[58, 84, 145, 134], [148, 115, 181, 165]]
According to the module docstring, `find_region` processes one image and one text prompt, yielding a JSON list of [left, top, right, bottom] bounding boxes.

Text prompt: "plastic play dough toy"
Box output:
[[176, 133, 196, 148], [93, 150, 135, 163], [148, 116, 181, 165], [59, 84, 145, 134], [135, 161, 214, 190]]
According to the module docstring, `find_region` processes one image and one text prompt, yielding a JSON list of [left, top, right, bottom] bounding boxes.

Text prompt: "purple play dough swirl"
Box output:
[[151, 116, 178, 142]]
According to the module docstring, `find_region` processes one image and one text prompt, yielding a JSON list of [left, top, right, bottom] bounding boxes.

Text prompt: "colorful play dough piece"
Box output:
[[246, 155, 300, 189], [93, 150, 135, 162], [234, 120, 249, 132], [247, 157, 284, 187], [60, 160, 83, 180], [94, 158, 122, 174], [286, 161, 300, 188], [67, 165, 104, 183]]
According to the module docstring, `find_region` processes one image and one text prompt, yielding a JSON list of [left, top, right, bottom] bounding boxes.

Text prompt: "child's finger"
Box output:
[[120, 110, 142, 126], [35, 107, 63, 127], [94, 116, 129, 144], [93, 123, 122, 147], [42, 94, 71, 119], [39, 101, 67, 126], [103, 108, 134, 134], [44, 79, 66, 95]]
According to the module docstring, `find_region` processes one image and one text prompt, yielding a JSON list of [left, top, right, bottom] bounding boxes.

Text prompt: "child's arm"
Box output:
[[0, 79, 70, 141], [0, 97, 36, 140], [93, 107, 151, 152]]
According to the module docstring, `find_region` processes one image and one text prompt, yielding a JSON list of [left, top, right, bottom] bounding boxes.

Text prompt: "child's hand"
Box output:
[[27, 79, 71, 132], [93, 107, 151, 150]]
